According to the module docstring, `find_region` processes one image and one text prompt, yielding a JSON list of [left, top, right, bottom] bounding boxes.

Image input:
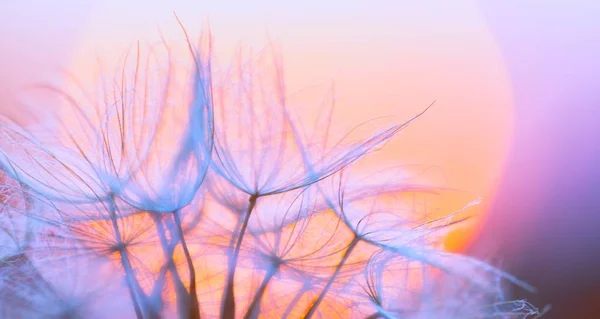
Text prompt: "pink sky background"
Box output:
[[1, 1, 599, 316], [0, 0, 517, 252]]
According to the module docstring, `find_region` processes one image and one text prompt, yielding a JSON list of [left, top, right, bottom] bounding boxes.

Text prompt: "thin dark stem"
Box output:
[[153, 214, 190, 319], [172, 209, 201, 319], [107, 197, 143, 319], [19, 182, 34, 248], [368, 310, 396, 319], [282, 286, 308, 319], [222, 194, 258, 319], [243, 266, 278, 319], [365, 312, 382, 319], [119, 250, 145, 319], [303, 236, 359, 319]]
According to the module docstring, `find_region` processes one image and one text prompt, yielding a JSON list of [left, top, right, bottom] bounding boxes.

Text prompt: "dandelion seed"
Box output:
[[0, 20, 542, 319]]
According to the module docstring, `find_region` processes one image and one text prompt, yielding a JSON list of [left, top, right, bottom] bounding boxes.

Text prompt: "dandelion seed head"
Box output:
[[0, 21, 541, 319]]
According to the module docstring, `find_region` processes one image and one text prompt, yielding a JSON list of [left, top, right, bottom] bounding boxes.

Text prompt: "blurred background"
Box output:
[[473, 1, 600, 318], [1, 1, 599, 318]]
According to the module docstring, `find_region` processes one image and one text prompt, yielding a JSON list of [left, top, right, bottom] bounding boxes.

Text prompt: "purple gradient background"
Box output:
[[474, 1, 600, 318]]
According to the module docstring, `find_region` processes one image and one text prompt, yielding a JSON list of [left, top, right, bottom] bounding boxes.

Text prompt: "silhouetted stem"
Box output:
[[20, 182, 34, 247], [119, 250, 145, 319], [365, 313, 382, 319], [243, 266, 278, 319], [222, 194, 258, 319], [107, 197, 144, 319], [368, 310, 396, 319], [172, 209, 201, 319], [153, 214, 191, 319], [303, 236, 359, 319], [282, 286, 308, 319]]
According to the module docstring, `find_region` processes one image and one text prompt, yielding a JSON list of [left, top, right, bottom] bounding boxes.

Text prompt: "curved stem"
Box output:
[[365, 313, 382, 319], [153, 214, 191, 319], [303, 236, 359, 319], [243, 267, 278, 319], [282, 286, 307, 319], [173, 209, 201, 319], [119, 249, 145, 319], [107, 197, 144, 319], [222, 194, 258, 319]]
